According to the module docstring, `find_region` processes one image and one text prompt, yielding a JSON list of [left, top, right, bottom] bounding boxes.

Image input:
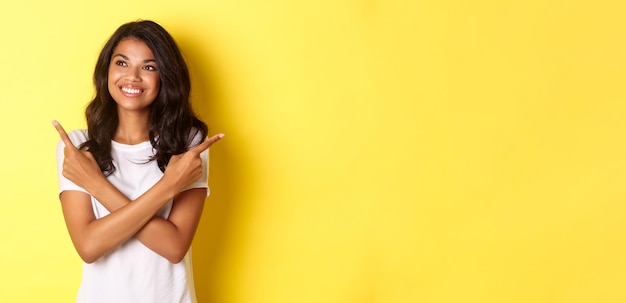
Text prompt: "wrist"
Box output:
[[84, 174, 111, 198], [156, 173, 180, 200]]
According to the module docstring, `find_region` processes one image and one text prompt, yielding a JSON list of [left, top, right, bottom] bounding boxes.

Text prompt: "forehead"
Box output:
[[112, 38, 155, 59]]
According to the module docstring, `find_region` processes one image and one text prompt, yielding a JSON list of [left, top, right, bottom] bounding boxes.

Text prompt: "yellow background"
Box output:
[[1, 0, 626, 302]]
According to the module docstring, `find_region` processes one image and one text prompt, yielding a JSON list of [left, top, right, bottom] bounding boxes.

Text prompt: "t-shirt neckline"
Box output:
[[111, 140, 152, 150]]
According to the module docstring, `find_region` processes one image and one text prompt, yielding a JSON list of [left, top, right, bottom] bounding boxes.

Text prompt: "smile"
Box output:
[[121, 87, 143, 95]]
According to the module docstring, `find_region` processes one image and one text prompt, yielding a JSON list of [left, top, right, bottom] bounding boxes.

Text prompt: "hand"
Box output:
[[52, 120, 105, 192], [164, 133, 224, 192]]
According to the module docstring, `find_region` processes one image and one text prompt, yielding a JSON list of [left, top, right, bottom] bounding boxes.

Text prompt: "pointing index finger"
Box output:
[[52, 120, 78, 150], [190, 133, 225, 154]]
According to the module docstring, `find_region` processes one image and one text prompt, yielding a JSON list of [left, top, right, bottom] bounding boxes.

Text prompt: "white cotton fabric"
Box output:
[[56, 130, 208, 303]]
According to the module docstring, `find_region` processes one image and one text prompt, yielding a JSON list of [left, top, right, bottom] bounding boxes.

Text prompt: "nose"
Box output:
[[126, 67, 141, 81]]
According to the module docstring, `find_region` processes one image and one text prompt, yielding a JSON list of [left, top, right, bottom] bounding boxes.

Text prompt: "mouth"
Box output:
[[120, 86, 144, 97]]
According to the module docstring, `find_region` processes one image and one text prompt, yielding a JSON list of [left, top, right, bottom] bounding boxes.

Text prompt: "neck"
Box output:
[[114, 111, 150, 145]]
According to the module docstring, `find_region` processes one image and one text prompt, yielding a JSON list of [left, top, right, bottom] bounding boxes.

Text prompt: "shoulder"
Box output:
[[186, 127, 206, 148]]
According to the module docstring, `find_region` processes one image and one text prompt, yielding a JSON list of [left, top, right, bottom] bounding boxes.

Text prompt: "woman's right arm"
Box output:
[[59, 143, 211, 263], [64, 148, 213, 263], [54, 121, 216, 263], [60, 176, 177, 263]]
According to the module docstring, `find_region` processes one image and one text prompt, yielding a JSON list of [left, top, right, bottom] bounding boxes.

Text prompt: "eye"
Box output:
[[115, 60, 127, 67], [143, 65, 158, 71]]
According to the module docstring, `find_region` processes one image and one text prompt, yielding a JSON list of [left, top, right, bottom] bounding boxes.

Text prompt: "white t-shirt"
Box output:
[[56, 130, 208, 303]]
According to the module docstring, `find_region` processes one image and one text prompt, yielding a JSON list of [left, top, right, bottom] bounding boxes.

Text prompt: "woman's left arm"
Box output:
[[54, 120, 217, 263], [134, 188, 207, 262], [79, 151, 209, 263], [69, 158, 208, 263]]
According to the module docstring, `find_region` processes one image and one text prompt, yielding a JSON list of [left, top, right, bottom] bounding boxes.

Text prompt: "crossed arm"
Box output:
[[53, 121, 224, 264]]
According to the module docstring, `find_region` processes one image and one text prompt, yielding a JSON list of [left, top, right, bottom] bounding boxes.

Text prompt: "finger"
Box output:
[[52, 120, 78, 150], [190, 133, 225, 153]]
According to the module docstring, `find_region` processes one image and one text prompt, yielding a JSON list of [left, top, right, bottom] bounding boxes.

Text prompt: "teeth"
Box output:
[[122, 87, 142, 94]]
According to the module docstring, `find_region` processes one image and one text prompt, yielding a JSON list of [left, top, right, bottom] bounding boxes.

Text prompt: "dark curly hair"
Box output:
[[79, 20, 208, 175]]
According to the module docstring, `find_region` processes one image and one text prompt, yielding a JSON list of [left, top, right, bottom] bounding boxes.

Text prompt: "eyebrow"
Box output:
[[112, 53, 157, 63]]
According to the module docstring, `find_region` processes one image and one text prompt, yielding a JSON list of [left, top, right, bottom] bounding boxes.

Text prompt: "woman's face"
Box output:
[[108, 38, 161, 114]]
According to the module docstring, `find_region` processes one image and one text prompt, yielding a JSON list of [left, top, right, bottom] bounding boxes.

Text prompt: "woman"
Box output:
[[52, 20, 223, 303]]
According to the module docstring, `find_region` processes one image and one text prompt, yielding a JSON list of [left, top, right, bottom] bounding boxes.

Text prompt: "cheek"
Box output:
[[106, 75, 114, 91], [152, 76, 161, 91], [107, 68, 119, 83]]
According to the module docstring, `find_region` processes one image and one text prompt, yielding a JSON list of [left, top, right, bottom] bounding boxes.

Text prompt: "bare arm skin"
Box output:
[[53, 120, 224, 263], [61, 187, 206, 263]]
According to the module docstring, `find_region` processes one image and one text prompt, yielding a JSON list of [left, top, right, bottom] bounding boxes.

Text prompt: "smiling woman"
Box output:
[[52, 20, 224, 303]]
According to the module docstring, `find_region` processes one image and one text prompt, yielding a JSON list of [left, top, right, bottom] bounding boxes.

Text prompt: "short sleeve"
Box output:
[[56, 130, 90, 196]]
